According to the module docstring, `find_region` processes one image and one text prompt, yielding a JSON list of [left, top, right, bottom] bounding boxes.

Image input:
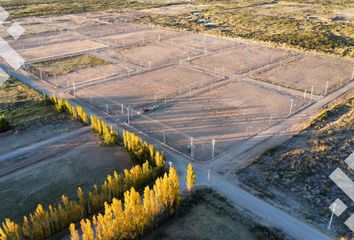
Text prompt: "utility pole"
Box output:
[[324, 81, 329, 96], [310, 86, 314, 102], [190, 137, 194, 159], [127, 107, 130, 125], [289, 99, 294, 115]]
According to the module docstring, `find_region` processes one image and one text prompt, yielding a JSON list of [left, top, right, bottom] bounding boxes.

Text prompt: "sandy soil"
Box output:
[[191, 45, 289, 74], [162, 33, 237, 52], [49, 64, 127, 88], [103, 43, 201, 68], [100, 28, 181, 45], [252, 55, 354, 95], [76, 65, 222, 113], [19, 40, 107, 62], [134, 80, 306, 161], [0, 131, 131, 222]]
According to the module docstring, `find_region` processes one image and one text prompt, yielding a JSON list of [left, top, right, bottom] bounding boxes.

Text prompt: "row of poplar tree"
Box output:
[[0, 97, 171, 240], [50, 96, 118, 145], [70, 167, 181, 240]]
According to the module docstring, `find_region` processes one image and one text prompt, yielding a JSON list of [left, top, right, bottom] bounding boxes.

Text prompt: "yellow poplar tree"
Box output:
[[186, 163, 195, 192]]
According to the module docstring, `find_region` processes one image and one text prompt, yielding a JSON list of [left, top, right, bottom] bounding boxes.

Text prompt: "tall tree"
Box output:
[[186, 163, 195, 192]]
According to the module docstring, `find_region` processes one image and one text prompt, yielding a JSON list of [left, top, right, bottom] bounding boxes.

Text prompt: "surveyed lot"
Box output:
[[252, 55, 354, 96], [134, 80, 306, 161], [102, 42, 201, 68], [76, 65, 224, 114], [191, 44, 291, 74], [19, 40, 107, 62]]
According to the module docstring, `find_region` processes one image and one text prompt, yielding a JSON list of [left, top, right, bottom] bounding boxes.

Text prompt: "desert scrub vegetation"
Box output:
[[0, 115, 10, 133], [31, 55, 109, 78], [0, 0, 188, 18], [239, 93, 354, 236], [0, 77, 61, 129], [135, 0, 354, 57]]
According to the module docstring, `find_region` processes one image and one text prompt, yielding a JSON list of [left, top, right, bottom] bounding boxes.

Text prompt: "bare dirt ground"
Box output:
[[134, 80, 307, 161], [76, 65, 223, 113], [10, 32, 79, 50], [19, 40, 108, 62], [143, 188, 285, 240], [77, 22, 148, 38], [103, 42, 201, 68], [162, 33, 237, 52], [238, 93, 354, 237], [191, 44, 290, 74], [252, 55, 354, 96], [15, 14, 99, 36], [0, 131, 131, 223], [100, 28, 181, 46], [0, 114, 82, 154]]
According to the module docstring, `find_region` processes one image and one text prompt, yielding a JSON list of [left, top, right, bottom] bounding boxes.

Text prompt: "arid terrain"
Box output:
[[0, 1, 353, 239]]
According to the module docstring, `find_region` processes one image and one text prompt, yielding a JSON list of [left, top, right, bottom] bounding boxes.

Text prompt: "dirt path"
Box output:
[[0, 127, 90, 163]]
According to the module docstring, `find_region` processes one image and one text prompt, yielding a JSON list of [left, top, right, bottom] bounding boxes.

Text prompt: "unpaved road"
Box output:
[[0, 127, 90, 162]]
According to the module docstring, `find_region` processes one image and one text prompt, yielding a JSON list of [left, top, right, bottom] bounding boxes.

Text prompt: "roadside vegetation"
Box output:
[[70, 167, 180, 240], [31, 55, 109, 78], [239, 93, 354, 237], [0, 94, 173, 240], [135, 0, 354, 57], [0, 77, 60, 130]]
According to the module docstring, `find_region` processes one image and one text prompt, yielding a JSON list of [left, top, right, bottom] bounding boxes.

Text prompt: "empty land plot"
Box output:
[[134, 81, 306, 161], [77, 23, 149, 38], [252, 55, 354, 96], [103, 43, 201, 68], [76, 66, 222, 114], [19, 40, 107, 62], [163, 33, 237, 52], [17, 15, 95, 35], [52, 64, 127, 88], [10, 32, 79, 50], [144, 188, 284, 240], [31, 54, 109, 77], [100, 28, 180, 46], [31, 54, 127, 87], [191, 45, 290, 74], [0, 131, 131, 222]]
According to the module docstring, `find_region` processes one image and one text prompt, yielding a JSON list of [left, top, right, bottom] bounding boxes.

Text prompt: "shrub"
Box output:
[[0, 115, 10, 133]]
